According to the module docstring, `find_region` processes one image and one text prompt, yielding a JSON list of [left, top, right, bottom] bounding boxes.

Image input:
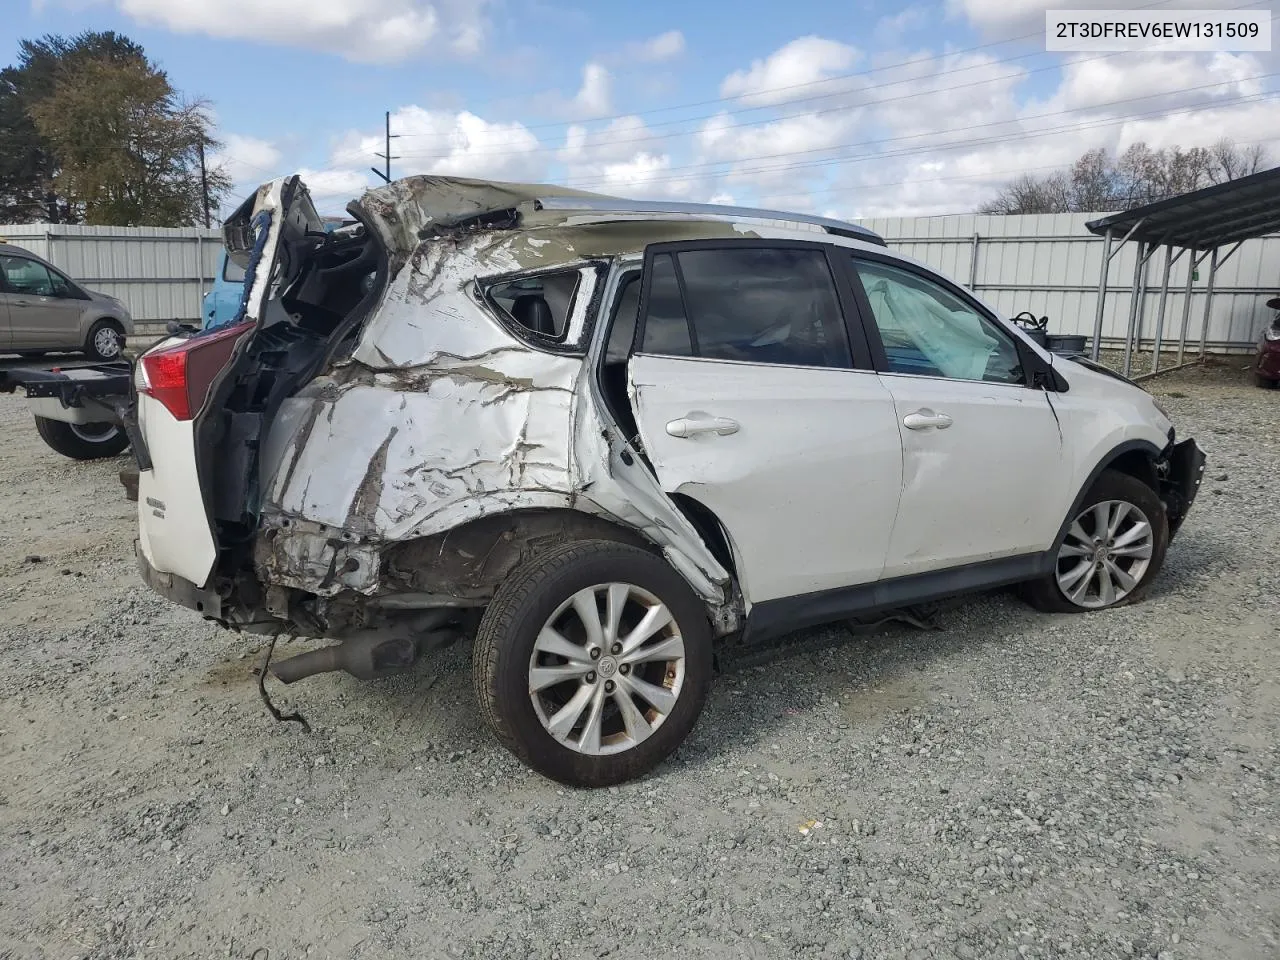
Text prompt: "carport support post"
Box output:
[[1123, 240, 1145, 377], [1150, 244, 1177, 375], [1176, 250, 1202, 366], [1091, 228, 1113, 360], [1199, 247, 1219, 357]]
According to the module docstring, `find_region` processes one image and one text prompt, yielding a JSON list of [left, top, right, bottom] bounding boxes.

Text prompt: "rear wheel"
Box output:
[[1023, 469, 1169, 613], [33, 416, 129, 460], [84, 319, 125, 361], [472, 540, 713, 787]]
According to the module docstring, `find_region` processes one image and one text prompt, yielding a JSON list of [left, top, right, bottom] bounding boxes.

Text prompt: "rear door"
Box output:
[[0, 253, 86, 349], [136, 176, 321, 588], [627, 241, 904, 606], [844, 253, 1069, 578]]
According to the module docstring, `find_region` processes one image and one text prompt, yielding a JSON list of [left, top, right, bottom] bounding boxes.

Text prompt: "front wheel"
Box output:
[[1023, 469, 1169, 613], [1254, 372, 1277, 389], [472, 540, 713, 787], [33, 416, 130, 460]]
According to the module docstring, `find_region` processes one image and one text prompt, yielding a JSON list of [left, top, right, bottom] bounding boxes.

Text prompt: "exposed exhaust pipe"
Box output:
[[269, 613, 459, 684]]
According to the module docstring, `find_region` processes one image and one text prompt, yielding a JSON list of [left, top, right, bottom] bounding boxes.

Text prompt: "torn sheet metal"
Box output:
[[255, 221, 734, 610]]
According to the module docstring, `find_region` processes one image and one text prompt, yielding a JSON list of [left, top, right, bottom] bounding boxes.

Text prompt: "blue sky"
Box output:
[[5, 0, 1278, 218]]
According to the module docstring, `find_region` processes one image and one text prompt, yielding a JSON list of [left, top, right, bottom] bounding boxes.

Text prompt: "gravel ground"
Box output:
[[1, 359, 1277, 960]]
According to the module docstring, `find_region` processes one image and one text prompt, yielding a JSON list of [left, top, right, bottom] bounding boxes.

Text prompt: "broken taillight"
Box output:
[[136, 320, 254, 421]]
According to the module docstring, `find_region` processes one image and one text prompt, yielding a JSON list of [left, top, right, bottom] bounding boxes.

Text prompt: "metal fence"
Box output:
[[3, 214, 1276, 351], [856, 212, 1279, 353], [0, 224, 222, 335]]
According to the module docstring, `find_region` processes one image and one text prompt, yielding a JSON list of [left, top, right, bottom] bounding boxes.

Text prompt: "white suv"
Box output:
[[127, 175, 1205, 787]]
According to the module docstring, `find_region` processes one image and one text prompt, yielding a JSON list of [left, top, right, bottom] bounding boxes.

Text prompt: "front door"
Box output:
[[627, 241, 905, 606], [0, 254, 85, 349], [845, 254, 1069, 578]]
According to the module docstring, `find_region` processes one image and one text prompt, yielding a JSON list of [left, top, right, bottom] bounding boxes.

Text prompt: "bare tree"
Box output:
[[978, 139, 1270, 214]]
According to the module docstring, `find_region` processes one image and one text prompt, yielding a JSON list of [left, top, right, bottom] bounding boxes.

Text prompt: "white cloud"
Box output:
[[720, 36, 860, 107], [560, 116, 703, 200], [92, 0, 490, 63], [874, 6, 929, 43], [626, 30, 685, 63], [329, 105, 545, 191], [297, 168, 374, 214], [573, 62, 612, 117], [212, 134, 283, 188]]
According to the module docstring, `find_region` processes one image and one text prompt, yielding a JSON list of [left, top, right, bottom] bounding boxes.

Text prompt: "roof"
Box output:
[[354, 175, 884, 254], [1085, 165, 1280, 250]]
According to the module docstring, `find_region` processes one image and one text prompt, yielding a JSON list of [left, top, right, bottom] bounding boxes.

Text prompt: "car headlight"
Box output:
[[1265, 325, 1280, 341]]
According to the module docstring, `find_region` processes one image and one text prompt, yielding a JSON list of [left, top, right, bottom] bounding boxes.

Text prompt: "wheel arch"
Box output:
[[1053, 439, 1165, 549]]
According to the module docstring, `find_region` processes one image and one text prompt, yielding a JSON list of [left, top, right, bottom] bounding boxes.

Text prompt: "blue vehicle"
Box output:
[[202, 249, 246, 330], [202, 217, 354, 329]]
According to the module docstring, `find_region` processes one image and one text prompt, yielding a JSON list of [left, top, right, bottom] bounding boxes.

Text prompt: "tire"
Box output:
[[472, 539, 713, 788], [33, 416, 130, 460], [1022, 469, 1169, 614], [84, 319, 125, 361], [1254, 372, 1277, 389]]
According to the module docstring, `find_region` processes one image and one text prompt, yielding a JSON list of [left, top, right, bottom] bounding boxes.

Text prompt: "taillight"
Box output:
[[137, 321, 254, 421]]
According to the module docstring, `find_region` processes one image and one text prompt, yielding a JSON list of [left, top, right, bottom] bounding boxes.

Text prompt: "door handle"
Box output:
[[666, 416, 740, 438], [902, 409, 953, 430]]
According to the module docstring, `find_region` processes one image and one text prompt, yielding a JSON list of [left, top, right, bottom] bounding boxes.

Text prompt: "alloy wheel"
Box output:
[[528, 582, 686, 756], [94, 327, 122, 358], [1055, 499, 1154, 609]]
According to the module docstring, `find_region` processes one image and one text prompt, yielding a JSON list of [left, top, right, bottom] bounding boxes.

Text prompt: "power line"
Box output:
[[758, 134, 1280, 209], [561, 88, 1279, 191], [392, 0, 1183, 139], [559, 73, 1279, 188]]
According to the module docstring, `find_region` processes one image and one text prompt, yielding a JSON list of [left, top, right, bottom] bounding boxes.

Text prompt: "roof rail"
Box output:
[[532, 196, 886, 246]]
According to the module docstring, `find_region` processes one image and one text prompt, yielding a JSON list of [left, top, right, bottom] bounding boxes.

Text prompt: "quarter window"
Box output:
[[640, 246, 851, 369], [852, 258, 1023, 384], [487, 270, 580, 341]]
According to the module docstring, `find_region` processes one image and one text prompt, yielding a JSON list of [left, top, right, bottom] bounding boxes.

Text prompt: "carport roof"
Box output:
[[1085, 165, 1280, 251]]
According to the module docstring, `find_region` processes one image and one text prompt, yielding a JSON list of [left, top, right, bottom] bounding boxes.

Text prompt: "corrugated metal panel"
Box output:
[[855, 212, 1279, 351], [2, 217, 1275, 348], [0, 224, 221, 323]]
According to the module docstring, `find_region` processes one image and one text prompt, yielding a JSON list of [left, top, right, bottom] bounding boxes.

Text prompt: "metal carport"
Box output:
[[1086, 165, 1280, 377]]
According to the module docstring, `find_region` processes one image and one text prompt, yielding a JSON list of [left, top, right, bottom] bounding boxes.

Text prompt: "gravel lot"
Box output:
[[1, 359, 1277, 960]]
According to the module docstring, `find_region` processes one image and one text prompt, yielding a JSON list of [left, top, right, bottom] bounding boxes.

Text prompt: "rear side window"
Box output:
[[488, 270, 580, 342], [639, 245, 851, 369]]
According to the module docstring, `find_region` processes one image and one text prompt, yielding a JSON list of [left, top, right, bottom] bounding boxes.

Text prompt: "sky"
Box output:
[[5, 0, 1279, 220]]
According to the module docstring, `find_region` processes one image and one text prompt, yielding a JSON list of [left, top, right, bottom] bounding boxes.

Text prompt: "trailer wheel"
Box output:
[[33, 416, 130, 460]]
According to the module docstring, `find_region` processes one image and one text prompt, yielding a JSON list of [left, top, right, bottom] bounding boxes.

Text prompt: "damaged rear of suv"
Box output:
[[130, 174, 1204, 787]]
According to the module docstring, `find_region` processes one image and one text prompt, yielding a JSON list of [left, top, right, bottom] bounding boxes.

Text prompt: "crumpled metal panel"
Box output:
[[255, 214, 738, 606]]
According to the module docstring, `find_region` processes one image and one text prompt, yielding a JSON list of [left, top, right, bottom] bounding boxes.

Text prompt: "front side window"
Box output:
[[487, 270, 580, 342], [1, 256, 62, 297], [640, 245, 851, 369], [852, 258, 1023, 384]]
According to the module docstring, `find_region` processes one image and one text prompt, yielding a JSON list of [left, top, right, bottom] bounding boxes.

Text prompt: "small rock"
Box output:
[[1213, 473, 1228, 481], [161, 839, 174, 852], [23, 555, 42, 564], [220, 804, 230, 816]]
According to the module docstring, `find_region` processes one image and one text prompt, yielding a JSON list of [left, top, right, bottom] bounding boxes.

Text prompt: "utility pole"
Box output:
[[197, 140, 211, 228], [372, 110, 400, 183]]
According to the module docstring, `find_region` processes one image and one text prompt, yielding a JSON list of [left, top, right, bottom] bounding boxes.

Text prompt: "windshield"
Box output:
[[222, 255, 246, 283]]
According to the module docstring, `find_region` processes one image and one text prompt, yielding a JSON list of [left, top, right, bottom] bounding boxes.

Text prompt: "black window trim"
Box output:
[[634, 238, 875, 371], [478, 260, 608, 355], [839, 248, 1037, 389]]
